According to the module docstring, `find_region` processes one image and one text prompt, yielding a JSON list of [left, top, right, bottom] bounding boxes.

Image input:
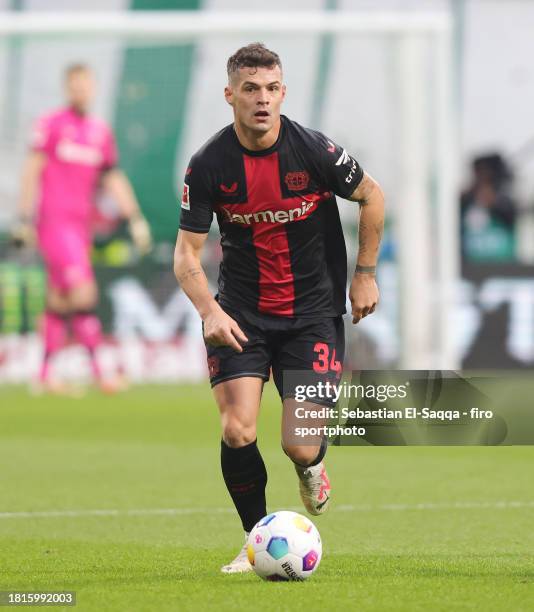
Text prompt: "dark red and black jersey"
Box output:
[[179, 115, 364, 318]]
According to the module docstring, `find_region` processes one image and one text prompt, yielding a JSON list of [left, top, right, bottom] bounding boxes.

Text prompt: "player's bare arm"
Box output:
[[101, 169, 152, 254], [174, 230, 248, 353], [348, 172, 385, 324], [12, 150, 46, 246]]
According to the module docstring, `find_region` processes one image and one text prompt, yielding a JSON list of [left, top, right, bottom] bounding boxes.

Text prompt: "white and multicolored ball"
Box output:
[[247, 511, 322, 581]]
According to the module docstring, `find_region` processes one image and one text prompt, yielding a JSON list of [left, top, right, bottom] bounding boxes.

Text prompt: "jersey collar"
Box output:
[[232, 115, 286, 157]]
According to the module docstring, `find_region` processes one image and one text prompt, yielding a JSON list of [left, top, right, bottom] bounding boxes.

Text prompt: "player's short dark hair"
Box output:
[[64, 63, 91, 80], [227, 43, 282, 80]]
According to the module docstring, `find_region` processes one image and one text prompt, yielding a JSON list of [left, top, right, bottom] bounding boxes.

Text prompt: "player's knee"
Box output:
[[68, 285, 98, 311], [222, 421, 257, 448], [71, 297, 96, 312], [47, 291, 70, 316], [282, 444, 319, 467]]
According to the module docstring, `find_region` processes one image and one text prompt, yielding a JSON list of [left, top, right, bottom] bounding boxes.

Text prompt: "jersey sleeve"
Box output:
[[102, 128, 118, 171], [178, 154, 214, 234], [309, 131, 364, 199], [30, 114, 54, 155]]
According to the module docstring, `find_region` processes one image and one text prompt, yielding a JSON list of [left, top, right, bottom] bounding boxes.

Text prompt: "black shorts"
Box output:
[[204, 305, 345, 400]]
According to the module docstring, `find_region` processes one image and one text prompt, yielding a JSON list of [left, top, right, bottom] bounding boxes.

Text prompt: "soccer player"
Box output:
[[174, 43, 384, 573], [14, 63, 152, 392]]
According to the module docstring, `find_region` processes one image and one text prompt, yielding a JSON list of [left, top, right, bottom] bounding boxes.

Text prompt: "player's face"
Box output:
[[65, 71, 95, 114], [225, 66, 286, 134]]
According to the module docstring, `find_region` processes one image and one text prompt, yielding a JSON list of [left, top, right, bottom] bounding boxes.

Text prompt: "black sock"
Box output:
[[221, 439, 267, 533]]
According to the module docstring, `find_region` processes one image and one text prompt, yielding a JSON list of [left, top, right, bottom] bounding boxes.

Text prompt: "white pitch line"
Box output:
[[0, 507, 234, 520], [1, 500, 533, 520], [337, 501, 534, 511]]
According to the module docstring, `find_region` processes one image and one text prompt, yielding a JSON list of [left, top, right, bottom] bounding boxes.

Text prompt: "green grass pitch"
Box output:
[[0, 384, 533, 611]]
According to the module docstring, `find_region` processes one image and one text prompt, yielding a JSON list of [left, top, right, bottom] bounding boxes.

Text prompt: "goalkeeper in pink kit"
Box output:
[[15, 64, 152, 391]]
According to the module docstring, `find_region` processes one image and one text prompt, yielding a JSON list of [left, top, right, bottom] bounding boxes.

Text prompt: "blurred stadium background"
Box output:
[[1, 0, 534, 383]]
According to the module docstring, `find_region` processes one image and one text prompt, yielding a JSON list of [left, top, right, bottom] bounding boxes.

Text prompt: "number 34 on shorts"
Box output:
[[312, 342, 342, 378]]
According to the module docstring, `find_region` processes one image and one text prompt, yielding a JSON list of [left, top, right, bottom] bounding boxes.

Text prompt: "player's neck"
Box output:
[[68, 105, 89, 117], [233, 118, 281, 151]]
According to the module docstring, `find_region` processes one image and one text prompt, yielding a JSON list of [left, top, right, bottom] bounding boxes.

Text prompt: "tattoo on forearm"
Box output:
[[177, 267, 202, 284], [359, 220, 370, 255], [358, 219, 384, 243], [358, 220, 383, 263]]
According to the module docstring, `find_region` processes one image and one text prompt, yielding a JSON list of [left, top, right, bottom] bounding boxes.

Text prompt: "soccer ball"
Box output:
[[247, 510, 322, 581]]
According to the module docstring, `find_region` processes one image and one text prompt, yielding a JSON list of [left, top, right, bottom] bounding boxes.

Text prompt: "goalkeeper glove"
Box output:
[[128, 214, 152, 255], [10, 216, 35, 249]]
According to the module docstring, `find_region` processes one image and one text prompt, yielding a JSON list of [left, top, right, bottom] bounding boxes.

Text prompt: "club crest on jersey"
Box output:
[[284, 171, 309, 191], [181, 184, 190, 210]]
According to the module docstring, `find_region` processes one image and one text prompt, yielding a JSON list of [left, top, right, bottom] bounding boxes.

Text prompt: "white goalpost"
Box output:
[[0, 9, 460, 371]]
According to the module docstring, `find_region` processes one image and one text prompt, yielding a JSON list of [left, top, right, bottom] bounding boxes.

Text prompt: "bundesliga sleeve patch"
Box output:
[[181, 183, 190, 210]]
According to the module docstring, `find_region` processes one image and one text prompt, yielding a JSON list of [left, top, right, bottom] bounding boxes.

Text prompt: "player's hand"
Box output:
[[10, 220, 36, 249], [128, 214, 152, 255], [203, 307, 248, 353], [349, 273, 379, 324]]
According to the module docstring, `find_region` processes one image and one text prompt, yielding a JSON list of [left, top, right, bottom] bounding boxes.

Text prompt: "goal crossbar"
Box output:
[[0, 11, 452, 37]]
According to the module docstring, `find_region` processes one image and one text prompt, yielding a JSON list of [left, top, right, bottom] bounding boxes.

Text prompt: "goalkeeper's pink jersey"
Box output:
[[32, 107, 117, 228]]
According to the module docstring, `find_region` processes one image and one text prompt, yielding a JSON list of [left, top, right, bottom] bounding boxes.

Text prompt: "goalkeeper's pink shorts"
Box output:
[[38, 224, 94, 291]]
